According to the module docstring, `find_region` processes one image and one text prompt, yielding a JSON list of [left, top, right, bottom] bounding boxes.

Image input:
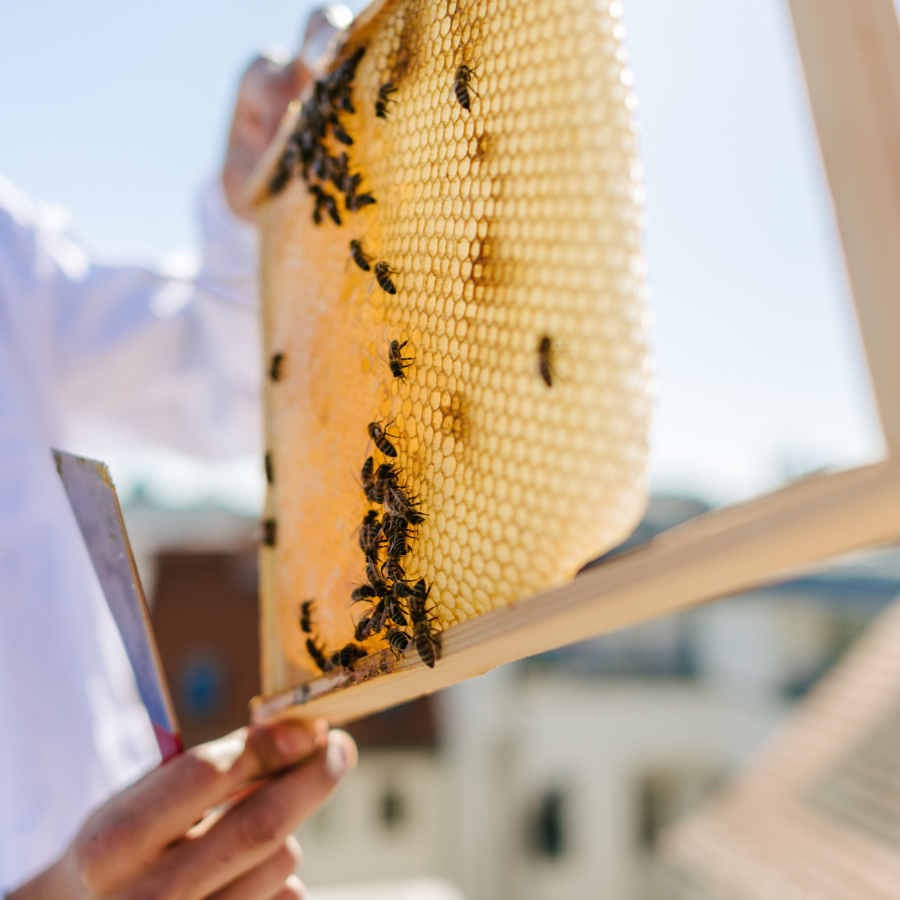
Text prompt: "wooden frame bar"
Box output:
[[253, 0, 900, 725]]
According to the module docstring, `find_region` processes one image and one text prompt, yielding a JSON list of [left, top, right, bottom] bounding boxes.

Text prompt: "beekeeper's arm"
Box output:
[[0, 54, 304, 457]]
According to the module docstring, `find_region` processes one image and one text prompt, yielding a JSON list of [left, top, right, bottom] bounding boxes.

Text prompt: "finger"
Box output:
[[207, 837, 301, 900], [275, 875, 307, 900], [230, 54, 300, 152], [293, 59, 314, 98], [157, 731, 356, 900], [223, 53, 303, 220], [71, 719, 326, 896]]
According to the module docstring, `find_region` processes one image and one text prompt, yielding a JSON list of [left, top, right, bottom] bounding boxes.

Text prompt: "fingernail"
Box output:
[[199, 730, 248, 772], [274, 722, 313, 760], [325, 732, 350, 780], [313, 718, 329, 747]]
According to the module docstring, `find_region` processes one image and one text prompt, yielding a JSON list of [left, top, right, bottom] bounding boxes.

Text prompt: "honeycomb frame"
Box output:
[[256, 0, 652, 688]]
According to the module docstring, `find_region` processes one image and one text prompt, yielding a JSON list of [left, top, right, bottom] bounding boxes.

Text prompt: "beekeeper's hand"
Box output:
[[9, 719, 356, 900], [222, 51, 312, 221]]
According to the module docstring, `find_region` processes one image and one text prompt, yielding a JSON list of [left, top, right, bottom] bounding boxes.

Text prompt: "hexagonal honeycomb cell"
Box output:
[[257, 0, 652, 678]]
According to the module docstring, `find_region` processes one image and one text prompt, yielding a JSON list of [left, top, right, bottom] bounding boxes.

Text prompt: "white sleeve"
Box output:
[[0, 175, 264, 892], [0, 174, 263, 457]]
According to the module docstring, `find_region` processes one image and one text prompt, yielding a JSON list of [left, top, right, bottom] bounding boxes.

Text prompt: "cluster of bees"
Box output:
[[295, 339, 439, 671], [267, 38, 476, 224], [300, 599, 367, 672], [353, 378, 439, 668], [268, 46, 374, 222], [265, 47, 491, 675]]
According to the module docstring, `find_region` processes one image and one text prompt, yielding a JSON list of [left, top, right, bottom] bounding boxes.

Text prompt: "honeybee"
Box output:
[[310, 185, 341, 226], [322, 192, 342, 226], [399, 506, 426, 528], [347, 192, 375, 212], [359, 510, 383, 557], [350, 240, 373, 272], [374, 596, 391, 631], [387, 527, 411, 559], [333, 642, 366, 668], [342, 170, 361, 196], [360, 455, 375, 496], [370, 462, 400, 504], [385, 627, 411, 655], [335, 93, 355, 114], [367, 575, 390, 599], [413, 619, 438, 668], [382, 478, 407, 505], [331, 116, 353, 147], [377, 461, 400, 482], [404, 579, 438, 667], [538, 335, 554, 387], [385, 591, 409, 628], [384, 486, 424, 525], [312, 78, 330, 109], [354, 611, 374, 642], [333, 46, 365, 90], [363, 597, 389, 636], [367, 477, 387, 506], [382, 507, 401, 535], [306, 636, 329, 672], [405, 578, 431, 616], [269, 353, 285, 382], [311, 148, 330, 181], [309, 184, 325, 218], [375, 81, 397, 118], [323, 151, 347, 187], [383, 508, 412, 539], [374, 261, 398, 294], [350, 583, 377, 605], [268, 165, 290, 196], [365, 555, 382, 586], [383, 556, 405, 586], [299, 599, 314, 634], [356, 596, 386, 641], [301, 103, 325, 143], [262, 519, 277, 547], [264, 451, 274, 485], [368, 421, 398, 458], [453, 65, 475, 111], [388, 339, 413, 379]]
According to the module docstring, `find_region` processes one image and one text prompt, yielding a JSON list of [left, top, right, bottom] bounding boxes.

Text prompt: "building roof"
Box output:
[[657, 598, 900, 898]]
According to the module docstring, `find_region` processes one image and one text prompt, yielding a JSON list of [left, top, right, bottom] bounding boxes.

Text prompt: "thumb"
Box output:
[[222, 51, 311, 220]]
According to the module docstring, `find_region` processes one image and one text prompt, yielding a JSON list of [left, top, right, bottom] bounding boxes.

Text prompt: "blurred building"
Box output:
[[653, 598, 900, 900], [123, 492, 900, 900], [125, 492, 260, 747]]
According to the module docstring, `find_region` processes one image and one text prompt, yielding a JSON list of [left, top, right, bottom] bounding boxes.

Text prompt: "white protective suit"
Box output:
[[0, 173, 261, 893]]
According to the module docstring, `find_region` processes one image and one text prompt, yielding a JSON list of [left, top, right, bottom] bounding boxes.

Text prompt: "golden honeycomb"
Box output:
[[257, 0, 651, 679]]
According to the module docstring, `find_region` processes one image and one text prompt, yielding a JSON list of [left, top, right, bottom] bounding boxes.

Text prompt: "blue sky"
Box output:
[[0, 0, 329, 252], [0, 0, 886, 511]]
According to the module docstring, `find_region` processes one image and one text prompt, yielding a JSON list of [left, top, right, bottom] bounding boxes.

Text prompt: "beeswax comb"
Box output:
[[254, 0, 652, 689]]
